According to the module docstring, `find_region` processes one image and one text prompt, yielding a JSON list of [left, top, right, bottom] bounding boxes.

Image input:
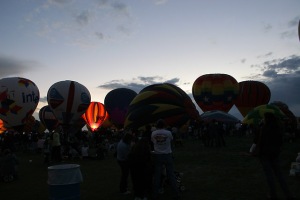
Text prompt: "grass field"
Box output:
[[0, 136, 299, 200]]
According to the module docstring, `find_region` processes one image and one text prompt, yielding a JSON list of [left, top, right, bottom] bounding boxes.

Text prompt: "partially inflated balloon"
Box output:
[[104, 88, 137, 128], [39, 105, 59, 132], [243, 104, 286, 125], [0, 77, 40, 129], [47, 80, 91, 127], [82, 102, 108, 132], [234, 81, 271, 117], [192, 74, 239, 112], [124, 83, 200, 129]]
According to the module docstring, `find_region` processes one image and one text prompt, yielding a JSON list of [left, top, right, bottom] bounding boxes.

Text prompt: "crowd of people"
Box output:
[[0, 114, 299, 199]]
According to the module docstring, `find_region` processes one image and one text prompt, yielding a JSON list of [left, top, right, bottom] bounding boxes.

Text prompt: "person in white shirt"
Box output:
[[151, 119, 179, 200]]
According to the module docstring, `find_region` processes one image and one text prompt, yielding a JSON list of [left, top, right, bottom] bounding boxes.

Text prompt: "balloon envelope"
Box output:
[[234, 81, 271, 117], [47, 80, 91, 127], [104, 88, 137, 128], [82, 102, 108, 132], [200, 110, 239, 123], [192, 74, 239, 113], [124, 83, 200, 129], [39, 105, 59, 132], [0, 77, 40, 128], [242, 104, 286, 125]]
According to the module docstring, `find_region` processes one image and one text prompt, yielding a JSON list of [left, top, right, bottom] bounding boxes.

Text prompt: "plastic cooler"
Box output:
[[48, 164, 83, 200]]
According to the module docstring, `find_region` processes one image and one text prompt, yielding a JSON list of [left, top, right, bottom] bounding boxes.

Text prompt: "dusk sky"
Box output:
[[1, 0, 300, 121]]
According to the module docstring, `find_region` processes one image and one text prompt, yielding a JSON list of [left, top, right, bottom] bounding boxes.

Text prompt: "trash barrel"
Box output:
[[48, 164, 83, 200]]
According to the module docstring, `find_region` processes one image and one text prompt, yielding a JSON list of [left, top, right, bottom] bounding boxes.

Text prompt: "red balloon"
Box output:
[[192, 74, 239, 112], [82, 102, 108, 132], [234, 81, 271, 117]]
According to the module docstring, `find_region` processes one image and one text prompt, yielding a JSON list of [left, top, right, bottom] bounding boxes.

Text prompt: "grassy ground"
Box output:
[[0, 136, 299, 200]]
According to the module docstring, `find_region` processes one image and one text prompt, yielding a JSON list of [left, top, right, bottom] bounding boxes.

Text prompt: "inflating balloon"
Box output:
[[243, 104, 286, 125], [47, 80, 91, 127], [192, 74, 239, 112], [234, 81, 271, 117], [39, 105, 59, 132], [82, 102, 108, 132], [0, 77, 40, 129], [124, 83, 200, 129], [104, 88, 137, 128]]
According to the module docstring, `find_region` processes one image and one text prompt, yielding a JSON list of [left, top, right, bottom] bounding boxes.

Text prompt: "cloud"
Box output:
[[26, 0, 134, 47], [280, 16, 300, 39], [262, 23, 272, 32], [0, 56, 37, 78], [98, 76, 180, 93], [76, 10, 91, 26], [254, 55, 300, 116], [153, 0, 169, 5]]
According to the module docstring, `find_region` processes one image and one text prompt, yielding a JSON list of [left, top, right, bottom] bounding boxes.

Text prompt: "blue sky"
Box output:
[[0, 0, 300, 120]]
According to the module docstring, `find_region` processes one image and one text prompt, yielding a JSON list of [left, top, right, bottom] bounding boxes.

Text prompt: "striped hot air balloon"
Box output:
[[192, 74, 239, 112], [82, 102, 108, 132]]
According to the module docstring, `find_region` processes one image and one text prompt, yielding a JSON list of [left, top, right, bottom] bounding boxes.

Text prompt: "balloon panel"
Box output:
[[104, 88, 137, 127], [0, 77, 40, 128], [125, 83, 199, 129], [82, 102, 108, 131], [47, 80, 91, 126], [192, 74, 239, 112], [234, 81, 271, 117]]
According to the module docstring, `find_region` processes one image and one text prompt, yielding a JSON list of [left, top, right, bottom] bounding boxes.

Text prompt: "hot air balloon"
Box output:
[[242, 104, 286, 125], [104, 88, 137, 128], [234, 81, 271, 117], [0, 77, 40, 131], [39, 105, 59, 132], [192, 74, 239, 112], [0, 119, 6, 134], [47, 80, 91, 133], [124, 83, 200, 129], [82, 102, 108, 132], [200, 110, 239, 123]]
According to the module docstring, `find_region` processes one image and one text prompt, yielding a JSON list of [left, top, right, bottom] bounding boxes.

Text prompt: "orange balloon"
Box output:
[[0, 119, 7, 134], [82, 102, 108, 132]]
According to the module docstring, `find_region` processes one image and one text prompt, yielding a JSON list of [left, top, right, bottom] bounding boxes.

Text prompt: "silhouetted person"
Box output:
[[257, 112, 294, 199], [116, 132, 133, 195], [128, 137, 152, 200]]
